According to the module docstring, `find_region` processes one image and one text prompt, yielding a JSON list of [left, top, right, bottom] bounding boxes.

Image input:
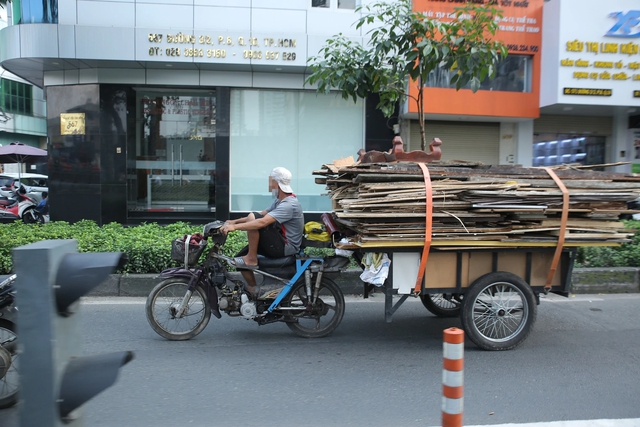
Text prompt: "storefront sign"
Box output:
[[606, 10, 640, 38], [411, 0, 544, 118], [60, 113, 85, 135], [145, 31, 301, 65], [563, 87, 612, 96], [560, 40, 640, 82], [556, 1, 640, 106], [418, 0, 543, 54]]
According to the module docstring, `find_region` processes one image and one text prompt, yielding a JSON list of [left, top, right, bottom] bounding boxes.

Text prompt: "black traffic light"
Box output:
[[13, 239, 134, 426]]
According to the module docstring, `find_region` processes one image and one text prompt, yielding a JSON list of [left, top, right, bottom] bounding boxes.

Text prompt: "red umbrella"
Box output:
[[0, 142, 48, 181]]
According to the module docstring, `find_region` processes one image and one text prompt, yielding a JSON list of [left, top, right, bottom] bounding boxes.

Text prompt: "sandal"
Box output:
[[233, 257, 259, 270]]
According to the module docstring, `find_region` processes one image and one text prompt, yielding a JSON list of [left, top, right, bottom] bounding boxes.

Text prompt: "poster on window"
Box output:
[[60, 113, 86, 135]]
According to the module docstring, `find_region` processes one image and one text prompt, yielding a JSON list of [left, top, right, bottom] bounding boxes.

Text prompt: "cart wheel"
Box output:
[[420, 293, 462, 317], [460, 271, 537, 351]]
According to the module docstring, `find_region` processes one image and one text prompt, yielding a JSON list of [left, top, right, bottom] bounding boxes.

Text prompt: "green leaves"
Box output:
[[470, 77, 481, 93], [306, 0, 507, 150], [0, 221, 250, 275], [575, 221, 640, 268]]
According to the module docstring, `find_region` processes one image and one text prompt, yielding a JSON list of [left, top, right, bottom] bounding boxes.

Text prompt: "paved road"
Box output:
[[2, 293, 640, 427]]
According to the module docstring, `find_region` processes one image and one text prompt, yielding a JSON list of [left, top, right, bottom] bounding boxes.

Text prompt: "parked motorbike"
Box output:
[[0, 184, 44, 224], [146, 221, 350, 340], [0, 274, 18, 409]]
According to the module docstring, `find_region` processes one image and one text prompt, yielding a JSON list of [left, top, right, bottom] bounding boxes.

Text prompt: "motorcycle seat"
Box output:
[[0, 198, 16, 207], [257, 255, 296, 269]]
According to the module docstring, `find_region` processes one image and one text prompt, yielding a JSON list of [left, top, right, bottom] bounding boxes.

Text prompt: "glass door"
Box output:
[[129, 91, 216, 214]]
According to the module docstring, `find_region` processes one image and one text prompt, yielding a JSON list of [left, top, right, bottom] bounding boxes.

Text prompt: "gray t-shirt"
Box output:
[[266, 196, 304, 256]]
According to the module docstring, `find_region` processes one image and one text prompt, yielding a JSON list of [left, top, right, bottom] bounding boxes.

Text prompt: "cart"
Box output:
[[345, 240, 584, 351], [320, 155, 638, 350]]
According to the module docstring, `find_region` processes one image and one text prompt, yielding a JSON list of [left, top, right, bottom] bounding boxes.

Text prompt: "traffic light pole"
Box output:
[[14, 239, 75, 427], [13, 239, 132, 427]]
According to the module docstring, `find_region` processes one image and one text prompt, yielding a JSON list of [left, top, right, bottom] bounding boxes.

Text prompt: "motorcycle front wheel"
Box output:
[[22, 208, 43, 225], [0, 319, 18, 409], [146, 278, 211, 341], [281, 276, 345, 338]]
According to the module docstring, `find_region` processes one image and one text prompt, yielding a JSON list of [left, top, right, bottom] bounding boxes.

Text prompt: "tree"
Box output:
[[306, 0, 507, 151]]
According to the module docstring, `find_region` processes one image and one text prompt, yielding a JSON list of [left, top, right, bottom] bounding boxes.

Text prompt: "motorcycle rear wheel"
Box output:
[[0, 319, 18, 409], [282, 276, 345, 338], [146, 278, 211, 341]]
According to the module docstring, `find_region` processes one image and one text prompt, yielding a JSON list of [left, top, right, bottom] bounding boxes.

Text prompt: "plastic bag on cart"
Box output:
[[335, 238, 354, 257], [359, 253, 390, 287]]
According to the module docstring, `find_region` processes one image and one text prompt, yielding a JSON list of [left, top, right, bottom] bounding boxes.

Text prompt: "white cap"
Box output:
[[270, 167, 293, 193]]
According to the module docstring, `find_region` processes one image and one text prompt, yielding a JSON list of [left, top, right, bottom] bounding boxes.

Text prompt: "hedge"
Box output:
[[576, 220, 640, 268], [1, 219, 638, 275], [0, 220, 249, 275]]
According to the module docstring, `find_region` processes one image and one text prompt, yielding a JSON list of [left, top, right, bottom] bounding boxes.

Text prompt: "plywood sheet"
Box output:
[[424, 252, 469, 289]]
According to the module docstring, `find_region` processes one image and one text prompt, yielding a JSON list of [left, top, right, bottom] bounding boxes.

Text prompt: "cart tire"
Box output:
[[460, 271, 536, 351], [420, 293, 462, 317]]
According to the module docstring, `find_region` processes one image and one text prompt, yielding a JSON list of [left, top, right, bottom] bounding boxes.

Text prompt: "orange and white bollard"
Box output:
[[442, 327, 464, 427]]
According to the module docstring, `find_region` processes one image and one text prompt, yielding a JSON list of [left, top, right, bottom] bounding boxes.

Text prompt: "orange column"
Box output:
[[442, 327, 464, 427]]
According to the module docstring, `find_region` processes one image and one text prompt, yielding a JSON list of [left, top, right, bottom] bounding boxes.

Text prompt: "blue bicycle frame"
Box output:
[[214, 253, 324, 313]]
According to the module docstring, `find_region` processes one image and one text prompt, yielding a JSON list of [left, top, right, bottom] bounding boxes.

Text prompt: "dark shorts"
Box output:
[[236, 212, 286, 259]]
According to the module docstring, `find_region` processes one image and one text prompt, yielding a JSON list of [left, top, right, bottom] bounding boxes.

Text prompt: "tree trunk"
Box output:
[[417, 77, 426, 152]]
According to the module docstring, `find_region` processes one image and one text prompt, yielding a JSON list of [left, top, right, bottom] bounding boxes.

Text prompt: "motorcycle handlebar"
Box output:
[[0, 274, 17, 290]]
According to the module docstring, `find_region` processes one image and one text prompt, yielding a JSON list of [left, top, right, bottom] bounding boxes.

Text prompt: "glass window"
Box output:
[[338, 0, 356, 9], [532, 136, 605, 167], [230, 89, 364, 213], [130, 92, 217, 213], [17, 0, 57, 23], [426, 55, 532, 93], [312, 0, 330, 7], [0, 79, 33, 115]]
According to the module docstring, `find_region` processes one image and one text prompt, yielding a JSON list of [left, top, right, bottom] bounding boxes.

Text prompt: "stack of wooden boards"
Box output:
[[313, 161, 640, 246]]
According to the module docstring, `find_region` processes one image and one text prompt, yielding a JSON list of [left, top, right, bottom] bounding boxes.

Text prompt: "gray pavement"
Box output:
[[3, 293, 640, 427]]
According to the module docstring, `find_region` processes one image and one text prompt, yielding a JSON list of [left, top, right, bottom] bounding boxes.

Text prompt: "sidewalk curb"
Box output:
[[90, 267, 640, 297]]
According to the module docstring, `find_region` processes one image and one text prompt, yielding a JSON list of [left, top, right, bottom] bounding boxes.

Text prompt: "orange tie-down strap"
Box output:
[[542, 167, 570, 290], [414, 163, 433, 294]]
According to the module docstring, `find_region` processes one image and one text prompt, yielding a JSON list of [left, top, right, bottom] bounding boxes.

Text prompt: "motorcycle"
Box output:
[[145, 220, 350, 340], [0, 184, 44, 224], [0, 274, 18, 409]]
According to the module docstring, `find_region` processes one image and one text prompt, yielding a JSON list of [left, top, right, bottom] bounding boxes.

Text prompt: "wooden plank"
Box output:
[[319, 159, 640, 248]]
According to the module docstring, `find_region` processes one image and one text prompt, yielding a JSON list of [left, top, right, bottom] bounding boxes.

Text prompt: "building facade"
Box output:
[[0, 8, 47, 174], [539, 0, 639, 174], [0, 0, 638, 225], [405, 0, 544, 168], [0, 0, 391, 224], [404, 0, 639, 173]]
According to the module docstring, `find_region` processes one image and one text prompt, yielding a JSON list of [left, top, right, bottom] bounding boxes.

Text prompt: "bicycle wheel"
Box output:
[[460, 271, 537, 351], [146, 277, 211, 341], [420, 293, 462, 317], [0, 319, 18, 409], [282, 276, 345, 338]]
